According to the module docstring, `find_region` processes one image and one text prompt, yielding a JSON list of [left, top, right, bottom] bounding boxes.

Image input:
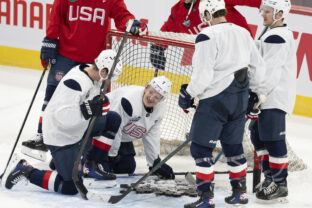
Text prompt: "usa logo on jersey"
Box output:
[[55, 71, 64, 81]]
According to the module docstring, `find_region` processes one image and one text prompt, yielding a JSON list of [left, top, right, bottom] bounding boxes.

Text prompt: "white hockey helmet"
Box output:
[[199, 0, 226, 20], [94, 49, 123, 81], [148, 76, 172, 98], [261, 0, 291, 19]]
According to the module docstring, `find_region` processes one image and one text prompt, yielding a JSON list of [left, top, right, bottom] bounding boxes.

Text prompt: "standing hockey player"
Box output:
[[150, 0, 261, 70], [179, 0, 267, 207], [248, 0, 296, 202], [21, 0, 148, 160], [105, 76, 175, 179], [4, 50, 122, 195]]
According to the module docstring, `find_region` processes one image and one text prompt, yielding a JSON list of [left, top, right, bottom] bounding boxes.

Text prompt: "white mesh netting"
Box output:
[[107, 30, 307, 172]]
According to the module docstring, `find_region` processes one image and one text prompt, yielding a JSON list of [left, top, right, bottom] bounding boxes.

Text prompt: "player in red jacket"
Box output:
[[150, 0, 261, 71], [161, 0, 261, 35], [22, 0, 147, 160]]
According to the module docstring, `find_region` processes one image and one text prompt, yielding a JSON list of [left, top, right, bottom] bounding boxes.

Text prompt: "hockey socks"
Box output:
[[29, 169, 78, 195]]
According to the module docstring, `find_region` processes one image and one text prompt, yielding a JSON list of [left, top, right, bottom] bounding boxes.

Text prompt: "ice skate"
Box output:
[[21, 133, 48, 161], [184, 184, 215, 208], [225, 178, 248, 207], [4, 159, 33, 189], [256, 180, 288, 204], [83, 160, 116, 188]]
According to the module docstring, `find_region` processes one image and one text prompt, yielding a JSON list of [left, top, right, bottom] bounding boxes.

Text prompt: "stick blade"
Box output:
[[108, 189, 131, 204], [108, 195, 124, 204]]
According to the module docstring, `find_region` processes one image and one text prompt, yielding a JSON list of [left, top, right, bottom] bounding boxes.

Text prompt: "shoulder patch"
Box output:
[[195, 34, 210, 43], [264, 35, 286, 44], [64, 79, 82, 91], [121, 97, 133, 117]]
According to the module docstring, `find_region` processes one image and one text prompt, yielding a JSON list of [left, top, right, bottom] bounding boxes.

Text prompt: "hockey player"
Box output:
[[4, 50, 122, 195], [21, 0, 148, 160], [161, 0, 261, 34], [104, 76, 175, 179], [150, 0, 261, 71], [179, 0, 267, 207], [248, 0, 295, 202]]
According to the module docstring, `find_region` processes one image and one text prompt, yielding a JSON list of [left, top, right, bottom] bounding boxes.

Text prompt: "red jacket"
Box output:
[[47, 0, 135, 63], [160, 0, 261, 35]]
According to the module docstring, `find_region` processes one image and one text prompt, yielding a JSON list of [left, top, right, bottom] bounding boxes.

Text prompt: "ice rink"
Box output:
[[0, 65, 312, 208]]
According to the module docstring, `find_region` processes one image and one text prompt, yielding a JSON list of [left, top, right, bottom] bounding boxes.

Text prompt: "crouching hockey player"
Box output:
[[249, 0, 296, 203], [179, 0, 267, 207], [105, 76, 175, 180], [4, 50, 122, 194]]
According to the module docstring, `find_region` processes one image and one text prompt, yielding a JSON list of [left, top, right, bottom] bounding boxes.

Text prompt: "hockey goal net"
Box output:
[[106, 30, 306, 172]]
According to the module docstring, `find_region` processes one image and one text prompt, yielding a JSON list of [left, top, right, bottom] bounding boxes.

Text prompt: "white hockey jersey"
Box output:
[[107, 85, 166, 167], [257, 25, 297, 114], [186, 22, 266, 100], [43, 65, 102, 146]]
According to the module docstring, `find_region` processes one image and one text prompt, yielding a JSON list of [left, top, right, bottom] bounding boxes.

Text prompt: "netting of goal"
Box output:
[[106, 30, 306, 172]]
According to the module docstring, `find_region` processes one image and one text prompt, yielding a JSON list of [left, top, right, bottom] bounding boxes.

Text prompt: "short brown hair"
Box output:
[[212, 9, 228, 18]]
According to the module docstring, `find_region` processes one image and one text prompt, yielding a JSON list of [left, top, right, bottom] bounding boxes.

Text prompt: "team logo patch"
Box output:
[[55, 71, 64, 81]]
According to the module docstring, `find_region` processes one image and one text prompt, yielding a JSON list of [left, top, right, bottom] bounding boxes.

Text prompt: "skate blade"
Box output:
[[226, 204, 248, 208], [21, 147, 47, 161], [255, 196, 288, 204], [83, 178, 117, 189], [1, 153, 21, 187]]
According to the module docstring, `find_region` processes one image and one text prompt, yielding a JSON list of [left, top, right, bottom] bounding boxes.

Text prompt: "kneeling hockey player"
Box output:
[[105, 76, 175, 180], [4, 49, 122, 195]]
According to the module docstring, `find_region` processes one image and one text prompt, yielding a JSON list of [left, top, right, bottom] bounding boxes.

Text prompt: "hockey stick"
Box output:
[[72, 21, 132, 200], [245, 119, 262, 193], [116, 169, 254, 178], [108, 134, 192, 204], [0, 62, 50, 180]]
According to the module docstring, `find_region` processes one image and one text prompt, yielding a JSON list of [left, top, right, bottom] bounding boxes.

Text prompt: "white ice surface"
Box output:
[[0, 65, 312, 207]]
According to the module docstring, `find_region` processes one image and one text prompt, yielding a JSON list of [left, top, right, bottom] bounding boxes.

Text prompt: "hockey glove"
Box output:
[[127, 19, 148, 36], [150, 44, 166, 70], [80, 95, 110, 120], [246, 91, 266, 120], [149, 157, 175, 180], [179, 84, 194, 110], [40, 37, 59, 67]]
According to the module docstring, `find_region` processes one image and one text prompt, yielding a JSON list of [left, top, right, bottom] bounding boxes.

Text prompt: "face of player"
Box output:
[[260, 6, 274, 26], [260, 5, 283, 27], [143, 86, 163, 108], [98, 68, 108, 81]]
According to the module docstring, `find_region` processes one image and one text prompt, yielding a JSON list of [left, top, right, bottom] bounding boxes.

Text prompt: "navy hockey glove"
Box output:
[[127, 19, 148, 36], [150, 44, 166, 70], [246, 91, 260, 120], [40, 37, 58, 67], [149, 157, 175, 180], [80, 95, 110, 120], [179, 84, 194, 110]]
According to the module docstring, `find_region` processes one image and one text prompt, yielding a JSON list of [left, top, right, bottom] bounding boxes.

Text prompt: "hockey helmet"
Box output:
[[94, 49, 123, 81], [199, 0, 226, 20], [148, 76, 172, 98], [261, 0, 291, 19]]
